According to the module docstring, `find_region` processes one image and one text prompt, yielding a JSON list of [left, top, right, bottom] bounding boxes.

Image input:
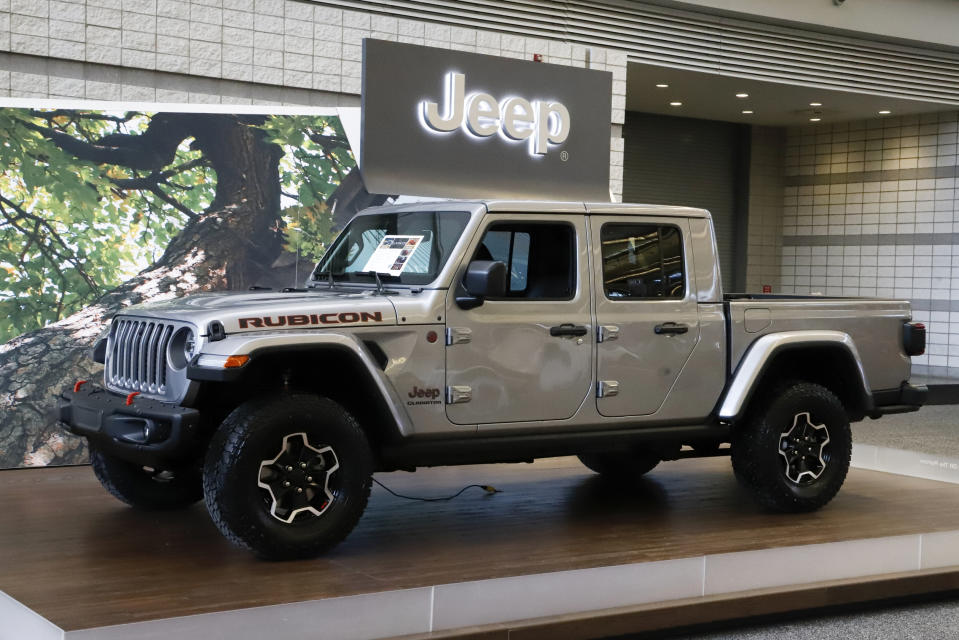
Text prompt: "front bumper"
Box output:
[[59, 384, 201, 468]]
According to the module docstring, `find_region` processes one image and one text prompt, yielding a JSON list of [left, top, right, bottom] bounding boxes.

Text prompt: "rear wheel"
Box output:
[[731, 381, 851, 512], [203, 394, 373, 560], [578, 450, 660, 480], [89, 446, 203, 510]]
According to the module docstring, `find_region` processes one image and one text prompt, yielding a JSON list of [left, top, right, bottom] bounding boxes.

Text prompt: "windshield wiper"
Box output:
[[311, 270, 337, 290], [364, 271, 404, 295], [367, 270, 385, 295], [310, 270, 398, 294]]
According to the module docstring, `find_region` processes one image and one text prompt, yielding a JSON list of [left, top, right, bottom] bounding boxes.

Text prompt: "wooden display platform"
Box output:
[[3, 456, 959, 639]]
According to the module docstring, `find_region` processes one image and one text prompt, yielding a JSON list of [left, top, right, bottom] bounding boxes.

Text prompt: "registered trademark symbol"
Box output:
[[560, 150, 569, 162]]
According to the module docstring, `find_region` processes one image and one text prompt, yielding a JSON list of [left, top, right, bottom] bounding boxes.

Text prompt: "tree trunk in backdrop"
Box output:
[[0, 114, 284, 468]]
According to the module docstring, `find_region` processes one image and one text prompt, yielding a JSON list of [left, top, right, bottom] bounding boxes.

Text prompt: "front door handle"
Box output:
[[550, 323, 588, 337], [654, 322, 689, 335]]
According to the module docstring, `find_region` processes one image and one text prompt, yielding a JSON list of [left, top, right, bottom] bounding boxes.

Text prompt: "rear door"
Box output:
[[590, 216, 700, 417]]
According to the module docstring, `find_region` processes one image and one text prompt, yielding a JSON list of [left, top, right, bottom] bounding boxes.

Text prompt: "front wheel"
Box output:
[[731, 381, 851, 512], [203, 394, 373, 560]]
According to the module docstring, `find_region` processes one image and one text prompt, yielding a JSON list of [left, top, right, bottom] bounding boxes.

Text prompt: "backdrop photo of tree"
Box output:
[[0, 107, 356, 469]]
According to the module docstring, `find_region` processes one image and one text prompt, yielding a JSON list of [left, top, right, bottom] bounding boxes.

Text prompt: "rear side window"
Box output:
[[600, 223, 685, 299]]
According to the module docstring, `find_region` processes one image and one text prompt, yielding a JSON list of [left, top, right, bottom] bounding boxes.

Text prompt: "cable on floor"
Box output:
[[372, 477, 502, 502]]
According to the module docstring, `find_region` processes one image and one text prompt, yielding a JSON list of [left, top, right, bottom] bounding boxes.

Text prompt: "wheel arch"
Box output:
[[189, 333, 413, 452], [718, 331, 872, 423]]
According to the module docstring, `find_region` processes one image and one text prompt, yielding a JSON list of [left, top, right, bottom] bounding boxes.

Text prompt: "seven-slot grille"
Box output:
[[107, 318, 175, 394]]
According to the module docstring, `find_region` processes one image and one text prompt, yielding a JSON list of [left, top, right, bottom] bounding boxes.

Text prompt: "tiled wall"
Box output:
[[0, 0, 628, 200], [780, 111, 959, 376]]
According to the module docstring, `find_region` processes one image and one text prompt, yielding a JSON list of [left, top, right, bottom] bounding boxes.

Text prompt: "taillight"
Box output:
[[903, 322, 926, 356]]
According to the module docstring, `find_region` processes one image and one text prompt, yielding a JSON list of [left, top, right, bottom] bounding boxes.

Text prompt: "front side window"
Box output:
[[600, 223, 685, 299], [473, 223, 574, 299], [313, 210, 470, 286]]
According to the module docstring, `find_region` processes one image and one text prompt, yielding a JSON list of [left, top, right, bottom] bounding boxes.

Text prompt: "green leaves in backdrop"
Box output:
[[0, 109, 354, 344]]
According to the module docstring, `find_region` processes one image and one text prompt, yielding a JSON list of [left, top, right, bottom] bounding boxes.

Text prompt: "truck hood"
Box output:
[[118, 289, 398, 335]]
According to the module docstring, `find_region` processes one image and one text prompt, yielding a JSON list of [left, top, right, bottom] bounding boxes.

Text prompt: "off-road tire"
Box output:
[[578, 450, 660, 480], [203, 394, 373, 560], [89, 446, 203, 510], [731, 381, 851, 512]]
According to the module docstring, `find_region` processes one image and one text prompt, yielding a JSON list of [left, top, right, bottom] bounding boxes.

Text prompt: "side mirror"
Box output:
[[456, 260, 507, 309]]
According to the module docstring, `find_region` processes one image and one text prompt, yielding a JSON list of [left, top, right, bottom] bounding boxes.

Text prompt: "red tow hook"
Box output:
[[73, 380, 88, 393], [125, 392, 140, 406]]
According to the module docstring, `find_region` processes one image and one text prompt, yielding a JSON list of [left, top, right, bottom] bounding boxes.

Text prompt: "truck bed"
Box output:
[[724, 295, 913, 394]]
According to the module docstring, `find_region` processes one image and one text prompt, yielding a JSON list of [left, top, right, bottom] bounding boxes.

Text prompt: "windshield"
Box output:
[[312, 210, 471, 286]]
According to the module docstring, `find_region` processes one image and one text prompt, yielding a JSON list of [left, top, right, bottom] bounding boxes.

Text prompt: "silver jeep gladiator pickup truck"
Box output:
[[59, 200, 926, 559]]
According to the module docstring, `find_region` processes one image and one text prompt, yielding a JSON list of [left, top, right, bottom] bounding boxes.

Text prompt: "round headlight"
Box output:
[[184, 331, 196, 359], [169, 327, 197, 370]]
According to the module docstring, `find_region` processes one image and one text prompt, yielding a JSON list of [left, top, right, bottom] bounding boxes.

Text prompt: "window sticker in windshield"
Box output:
[[362, 235, 424, 275]]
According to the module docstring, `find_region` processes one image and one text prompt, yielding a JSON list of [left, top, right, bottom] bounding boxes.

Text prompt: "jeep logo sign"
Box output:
[[420, 72, 571, 155], [362, 39, 612, 201]]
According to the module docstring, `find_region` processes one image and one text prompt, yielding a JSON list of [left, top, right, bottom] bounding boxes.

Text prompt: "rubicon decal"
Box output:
[[238, 311, 383, 329]]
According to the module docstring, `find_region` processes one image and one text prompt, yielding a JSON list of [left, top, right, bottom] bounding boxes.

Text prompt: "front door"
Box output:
[[445, 214, 593, 426], [590, 216, 700, 417]]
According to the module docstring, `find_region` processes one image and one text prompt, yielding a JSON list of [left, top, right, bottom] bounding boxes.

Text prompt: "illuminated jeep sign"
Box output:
[[420, 72, 570, 155], [362, 38, 612, 201]]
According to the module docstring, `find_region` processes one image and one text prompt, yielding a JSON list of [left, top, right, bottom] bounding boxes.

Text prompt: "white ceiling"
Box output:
[[626, 63, 957, 126]]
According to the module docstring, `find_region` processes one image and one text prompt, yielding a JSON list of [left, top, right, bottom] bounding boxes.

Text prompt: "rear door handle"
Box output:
[[550, 323, 588, 337], [654, 322, 689, 335]]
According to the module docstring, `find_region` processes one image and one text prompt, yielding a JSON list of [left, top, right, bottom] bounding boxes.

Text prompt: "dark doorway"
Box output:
[[622, 112, 749, 291]]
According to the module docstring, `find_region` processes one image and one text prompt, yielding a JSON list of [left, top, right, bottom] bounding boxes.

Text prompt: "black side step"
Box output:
[[379, 423, 729, 469]]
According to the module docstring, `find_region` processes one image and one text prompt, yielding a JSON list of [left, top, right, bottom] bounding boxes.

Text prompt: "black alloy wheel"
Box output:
[[731, 381, 851, 513], [203, 394, 373, 560], [778, 411, 832, 486], [256, 432, 340, 524]]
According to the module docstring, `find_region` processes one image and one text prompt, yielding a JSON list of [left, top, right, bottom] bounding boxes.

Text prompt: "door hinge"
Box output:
[[597, 325, 619, 343], [446, 327, 472, 345], [597, 380, 619, 398], [446, 385, 472, 404]]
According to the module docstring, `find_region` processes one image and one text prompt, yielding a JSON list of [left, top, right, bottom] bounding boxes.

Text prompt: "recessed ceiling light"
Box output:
[[742, 110, 754, 114], [736, 93, 749, 98], [809, 117, 821, 122], [656, 83, 669, 88], [669, 101, 682, 106], [878, 110, 891, 115], [809, 102, 822, 107]]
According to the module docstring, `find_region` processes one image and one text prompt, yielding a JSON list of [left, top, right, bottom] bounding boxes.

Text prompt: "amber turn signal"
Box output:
[[224, 355, 251, 368]]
